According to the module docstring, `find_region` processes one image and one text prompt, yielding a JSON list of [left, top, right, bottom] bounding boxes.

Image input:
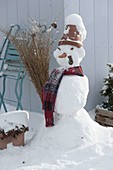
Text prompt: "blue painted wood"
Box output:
[[0, 25, 26, 112], [6, 55, 20, 60]]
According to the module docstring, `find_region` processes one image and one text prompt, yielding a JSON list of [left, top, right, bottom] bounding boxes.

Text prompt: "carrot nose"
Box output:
[[58, 52, 67, 58]]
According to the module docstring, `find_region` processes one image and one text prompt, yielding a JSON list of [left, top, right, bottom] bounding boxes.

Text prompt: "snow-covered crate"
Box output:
[[95, 107, 113, 127], [0, 110, 29, 150]]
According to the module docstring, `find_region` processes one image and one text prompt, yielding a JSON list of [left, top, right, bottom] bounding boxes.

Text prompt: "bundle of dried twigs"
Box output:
[[1, 20, 57, 100]]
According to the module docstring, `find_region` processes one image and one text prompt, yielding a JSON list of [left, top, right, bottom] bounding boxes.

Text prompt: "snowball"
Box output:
[[55, 75, 89, 115]]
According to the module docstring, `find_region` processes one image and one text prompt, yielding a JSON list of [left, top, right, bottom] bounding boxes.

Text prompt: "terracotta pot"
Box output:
[[0, 138, 7, 150], [12, 133, 24, 146]]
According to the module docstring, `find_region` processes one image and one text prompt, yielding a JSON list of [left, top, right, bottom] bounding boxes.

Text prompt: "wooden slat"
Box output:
[[8, 45, 15, 50], [6, 55, 20, 61], [7, 0, 18, 26], [94, 0, 108, 106], [95, 114, 113, 127], [64, 0, 79, 16], [108, 0, 113, 63], [95, 108, 113, 119], [79, 0, 96, 111], [17, 0, 28, 26], [7, 49, 19, 56]]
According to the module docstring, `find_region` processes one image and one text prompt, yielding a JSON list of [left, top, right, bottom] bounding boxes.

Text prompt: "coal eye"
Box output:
[[71, 47, 74, 50], [58, 47, 61, 50], [65, 26, 68, 30]]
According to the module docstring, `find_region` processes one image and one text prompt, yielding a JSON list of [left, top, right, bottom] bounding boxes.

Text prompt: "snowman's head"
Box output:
[[54, 14, 86, 68], [54, 45, 85, 68]]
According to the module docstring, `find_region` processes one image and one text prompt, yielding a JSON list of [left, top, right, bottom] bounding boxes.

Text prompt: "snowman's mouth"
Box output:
[[68, 55, 73, 65]]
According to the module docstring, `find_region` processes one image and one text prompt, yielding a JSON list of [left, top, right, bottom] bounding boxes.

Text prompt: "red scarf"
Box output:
[[42, 66, 84, 127]]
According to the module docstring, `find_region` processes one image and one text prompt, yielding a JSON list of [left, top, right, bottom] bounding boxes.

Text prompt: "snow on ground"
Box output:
[[0, 104, 113, 170]]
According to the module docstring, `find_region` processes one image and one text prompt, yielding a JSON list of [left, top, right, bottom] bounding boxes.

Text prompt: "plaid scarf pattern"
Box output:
[[42, 66, 84, 127]]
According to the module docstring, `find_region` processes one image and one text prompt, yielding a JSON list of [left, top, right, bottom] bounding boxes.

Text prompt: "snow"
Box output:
[[102, 85, 108, 91], [0, 71, 3, 76], [55, 75, 89, 115], [0, 105, 113, 170], [65, 14, 87, 41], [107, 63, 113, 67], [0, 110, 29, 132]]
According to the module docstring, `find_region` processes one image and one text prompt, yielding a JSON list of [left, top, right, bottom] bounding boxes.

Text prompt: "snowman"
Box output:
[[42, 14, 89, 127], [40, 14, 113, 152], [34, 14, 113, 156]]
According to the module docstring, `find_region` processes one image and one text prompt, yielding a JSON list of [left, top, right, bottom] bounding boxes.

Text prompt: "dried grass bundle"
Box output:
[[1, 21, 57, 100]]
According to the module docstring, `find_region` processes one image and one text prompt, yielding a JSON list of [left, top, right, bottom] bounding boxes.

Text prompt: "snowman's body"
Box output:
[[55, 74, 89, 115]]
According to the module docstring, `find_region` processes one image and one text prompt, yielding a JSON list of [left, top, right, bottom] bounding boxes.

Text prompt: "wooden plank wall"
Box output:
[[0, 0, 113, 112]]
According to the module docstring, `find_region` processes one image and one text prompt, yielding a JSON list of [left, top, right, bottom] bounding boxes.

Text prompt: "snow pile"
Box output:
[[0, 106, 113, 170], [37, 108, 113, 152]]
